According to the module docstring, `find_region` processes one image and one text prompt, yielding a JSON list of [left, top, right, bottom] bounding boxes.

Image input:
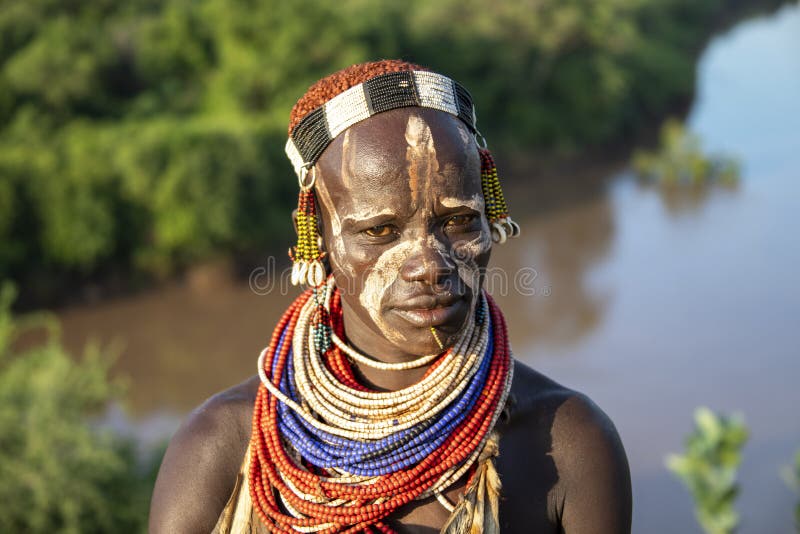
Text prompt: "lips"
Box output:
[[391, 293, 466, 328]]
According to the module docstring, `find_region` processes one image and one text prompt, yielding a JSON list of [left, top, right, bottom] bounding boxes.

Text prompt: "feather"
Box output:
[[212, 444, 256, 534], [440, 432, 502, 534]]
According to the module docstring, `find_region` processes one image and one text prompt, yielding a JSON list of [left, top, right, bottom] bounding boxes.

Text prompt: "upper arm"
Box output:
[[148, 397, 249, 534], [552, 393, 632, 534]]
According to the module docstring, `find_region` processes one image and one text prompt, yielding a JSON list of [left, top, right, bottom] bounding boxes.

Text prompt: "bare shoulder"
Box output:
[[508, 360, 632, 533], [148, 375, 261, 534], [510, 361, 624, 450]]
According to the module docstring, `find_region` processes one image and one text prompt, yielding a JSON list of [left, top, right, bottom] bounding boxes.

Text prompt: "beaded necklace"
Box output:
[[249, 277, 514, 533]]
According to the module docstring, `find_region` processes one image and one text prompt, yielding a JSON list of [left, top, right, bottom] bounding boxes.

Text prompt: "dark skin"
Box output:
[[149, 108, 632, 533]]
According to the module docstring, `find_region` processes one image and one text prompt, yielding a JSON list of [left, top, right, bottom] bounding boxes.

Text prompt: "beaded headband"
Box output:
[[286, 68, 520, 286], [285, 70, 477, 179]]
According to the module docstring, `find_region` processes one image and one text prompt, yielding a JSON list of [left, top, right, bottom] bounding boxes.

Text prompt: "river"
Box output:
[[56, 4, 800, 532]]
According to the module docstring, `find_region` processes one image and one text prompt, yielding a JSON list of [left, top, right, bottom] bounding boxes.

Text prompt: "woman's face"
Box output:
[[313, 107, 492, 359]]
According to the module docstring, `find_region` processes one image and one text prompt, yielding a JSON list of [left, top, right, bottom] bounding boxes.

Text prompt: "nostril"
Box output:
[[399, 246, 454, 285]]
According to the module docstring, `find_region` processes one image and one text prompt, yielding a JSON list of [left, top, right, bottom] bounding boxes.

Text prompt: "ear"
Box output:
[[315, 199, 326, 253], [291, 208, 299, 236]]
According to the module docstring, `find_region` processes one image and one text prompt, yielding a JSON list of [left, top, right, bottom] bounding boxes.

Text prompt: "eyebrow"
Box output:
[[436, 202, 481, 213], [341, 213, 398, 231], [434, 200, 483, 216]]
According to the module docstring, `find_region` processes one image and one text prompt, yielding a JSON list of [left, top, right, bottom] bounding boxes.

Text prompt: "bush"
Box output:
[[632, 118, 740, 185], [782, 450, 800, 532], [0, 281, 156, 532], [666, 407, 749, 534]]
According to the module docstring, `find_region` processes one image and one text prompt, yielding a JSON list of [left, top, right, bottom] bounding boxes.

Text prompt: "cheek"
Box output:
[[315, 186, 353, 280], [328, 234, 353, 279], [452, 223, 492, 290], [355, 240, 420, 343]]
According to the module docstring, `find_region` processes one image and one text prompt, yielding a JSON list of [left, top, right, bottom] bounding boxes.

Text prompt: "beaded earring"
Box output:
[[289, 166, 327, 286], [479, 147, 521, 244]]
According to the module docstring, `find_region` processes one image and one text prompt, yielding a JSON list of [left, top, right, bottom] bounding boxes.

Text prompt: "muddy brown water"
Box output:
[[53, 5, 800, 533]]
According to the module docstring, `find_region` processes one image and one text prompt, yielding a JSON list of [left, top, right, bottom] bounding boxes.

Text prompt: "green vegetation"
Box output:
[[782, 449, 800, 532], [632, 118, 740, 185], [0, 0, 777, 298], [0, 281, 157, 533], [666, 407, 749, 534]]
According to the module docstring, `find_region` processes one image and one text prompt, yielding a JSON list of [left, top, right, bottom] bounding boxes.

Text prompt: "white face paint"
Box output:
[[314, 178, 348, 272], [344, 207, 397, 222], [340, 129, 353, 190], [359, 237, 425, 344], [405, 114, 437, 211], [453, 229, 491, 291], [440, 193, 492, 291], [439, 193, 485, 212], [455, 120, 472, 147]]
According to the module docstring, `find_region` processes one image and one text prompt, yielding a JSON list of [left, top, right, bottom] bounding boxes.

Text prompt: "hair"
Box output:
[[287, 59, 427, 136]]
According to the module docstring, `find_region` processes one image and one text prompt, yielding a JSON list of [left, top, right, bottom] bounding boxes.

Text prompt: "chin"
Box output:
[[384, 307, 470, 355]]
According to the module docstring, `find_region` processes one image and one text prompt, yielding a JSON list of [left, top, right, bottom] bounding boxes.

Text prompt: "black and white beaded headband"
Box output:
[[285, 70, 478, 181]]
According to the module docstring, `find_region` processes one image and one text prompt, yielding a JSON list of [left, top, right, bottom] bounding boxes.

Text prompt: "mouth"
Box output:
[[391, 294, 467, 328]]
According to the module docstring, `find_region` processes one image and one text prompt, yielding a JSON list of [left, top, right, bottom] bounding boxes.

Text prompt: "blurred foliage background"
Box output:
[[0, 0, 770, 306], [0, 281, 158, 533]]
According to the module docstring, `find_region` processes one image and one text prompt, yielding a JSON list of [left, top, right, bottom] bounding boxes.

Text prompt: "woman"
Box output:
[[149, 60, 632, 533]]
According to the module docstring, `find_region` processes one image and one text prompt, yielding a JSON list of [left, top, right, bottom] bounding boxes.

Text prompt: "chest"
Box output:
[[385, 427, 561, 533]]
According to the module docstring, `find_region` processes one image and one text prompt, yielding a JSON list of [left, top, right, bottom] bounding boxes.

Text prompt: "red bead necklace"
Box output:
[[248, 288, 512, 533]]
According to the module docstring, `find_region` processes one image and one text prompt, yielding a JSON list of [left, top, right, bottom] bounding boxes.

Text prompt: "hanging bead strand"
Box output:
[[478, 148, 521, 243], [291, 167, 327, 287]]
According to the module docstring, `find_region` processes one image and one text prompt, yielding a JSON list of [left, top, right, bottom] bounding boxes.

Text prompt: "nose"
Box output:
[[399, 236, 454, 286]]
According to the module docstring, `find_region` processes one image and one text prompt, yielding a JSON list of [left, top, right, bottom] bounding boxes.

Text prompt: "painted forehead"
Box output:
[[316, 108, 481, 217]]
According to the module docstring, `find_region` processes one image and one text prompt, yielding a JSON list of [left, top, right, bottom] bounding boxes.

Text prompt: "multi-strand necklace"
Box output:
[[249, 277, 514, 533]]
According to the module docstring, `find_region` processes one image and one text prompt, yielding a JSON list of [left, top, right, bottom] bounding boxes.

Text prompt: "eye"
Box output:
[[364, 224, 394, 238], [445, 214, 476, 228]]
